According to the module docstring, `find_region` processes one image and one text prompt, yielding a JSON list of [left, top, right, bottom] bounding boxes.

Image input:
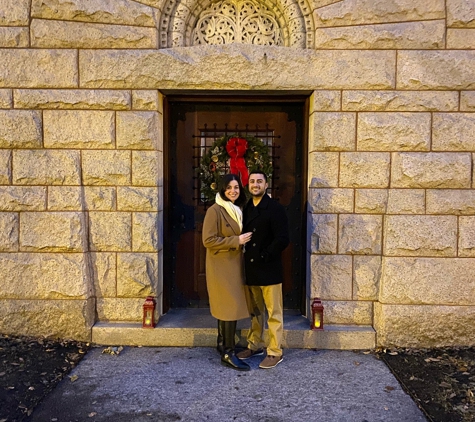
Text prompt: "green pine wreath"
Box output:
[[198, 134, 273, 203]]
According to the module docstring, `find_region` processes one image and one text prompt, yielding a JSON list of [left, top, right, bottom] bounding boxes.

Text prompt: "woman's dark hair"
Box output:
[[218, 173, 247, 207]]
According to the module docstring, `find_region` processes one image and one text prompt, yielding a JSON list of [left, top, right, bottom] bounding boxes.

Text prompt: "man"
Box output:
[[237, 171, 289, 369]]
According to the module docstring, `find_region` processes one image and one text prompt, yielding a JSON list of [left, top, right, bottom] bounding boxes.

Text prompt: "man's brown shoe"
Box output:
[[259, 355, 283, 369], [236, 348, 264, 360]]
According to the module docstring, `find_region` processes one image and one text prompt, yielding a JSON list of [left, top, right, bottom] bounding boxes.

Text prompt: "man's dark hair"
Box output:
[[218, 173, 247, 207], [248, 170, 268, 182]]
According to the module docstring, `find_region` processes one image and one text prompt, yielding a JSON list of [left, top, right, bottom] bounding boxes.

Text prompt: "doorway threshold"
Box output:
[[92, 309, 375, 350]]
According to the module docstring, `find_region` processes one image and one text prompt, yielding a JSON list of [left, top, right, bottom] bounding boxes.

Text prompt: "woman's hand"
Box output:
[[238, 232, 252, 245]]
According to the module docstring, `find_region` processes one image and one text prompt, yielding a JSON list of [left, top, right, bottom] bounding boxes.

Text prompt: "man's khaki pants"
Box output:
[[246, 284, 283, 357]]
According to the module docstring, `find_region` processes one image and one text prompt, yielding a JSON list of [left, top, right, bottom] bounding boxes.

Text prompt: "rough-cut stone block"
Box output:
[[343, 90, 459, 112], [374, 302, 475, 348], [308, 213, 337, 254], [14, 89, 130, 110], [314, 0, 445, 27], [82, 150, 131, 186], [117, 111, 161, 150], [31, 0, 157, 26], [79, 46, 395, 90], [91, 253, 116, 298], [391, 152, 471, 188], [96, 298, 143, 321], [89, 212, 131, 252], [132, 90, 159, 110], [0, 27, 29, 47], [0, 213, 19, 251], [117, 187, 159, 211], [132, 151, 162, 186], [397, 51, 475, 90], [0, 299, 93, 341], [433, 113, 475, 151], [0, 187, 46, 211], [133, 212, 161, 252], [447, 29, 475, 48], [0, 111, 42, 148], [310, 255, 352, 300], [308, 188, 354, 213], [47, 186, 116, 211], [355, 189, 388, 214], [20, 212, 84, 252], [447, 0, 475, 28], [322, 301, 373, 325], [44, 110, 115, 149], [0, 89, 12, 108], [117, 253, 158, 297], [0, 150, 11, 184], [380, 257, 475, 305], [13, 150, 81, 185], [461, 91, 475, 111], [340, 153, 390, 188], [338, 214, 382, 255], [426, 189, 475, 215], [0, 0, 30, 25], [384, 215, 457, 257], [0, 50, 77, 88], [308, 152, 339, 187], [0, 253, 87, 299], [310, 112, 356, 151], [459, 216, 475, 257], [309, 90, 341, 112], [354, 256, 381, 301], [357, 112, 430, 151], [314, 21, 445, 49], [387, 189, 425, 214], [31, 19, 158, 49]]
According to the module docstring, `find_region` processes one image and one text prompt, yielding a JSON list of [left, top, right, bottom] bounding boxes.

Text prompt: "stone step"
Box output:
[[92, 308, 375, 350]]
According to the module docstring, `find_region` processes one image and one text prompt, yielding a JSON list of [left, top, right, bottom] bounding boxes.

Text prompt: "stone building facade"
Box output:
[[0, 0, 474, 348]]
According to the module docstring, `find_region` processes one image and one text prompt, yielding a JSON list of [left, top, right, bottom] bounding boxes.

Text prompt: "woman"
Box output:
[[202, 174, 253, 371]]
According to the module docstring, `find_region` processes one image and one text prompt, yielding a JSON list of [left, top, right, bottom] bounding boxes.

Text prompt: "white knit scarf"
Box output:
[[215, 193, 243, 232]]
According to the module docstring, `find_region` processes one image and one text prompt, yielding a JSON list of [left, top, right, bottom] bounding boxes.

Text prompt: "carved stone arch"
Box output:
[[159, 0, 314, 49]]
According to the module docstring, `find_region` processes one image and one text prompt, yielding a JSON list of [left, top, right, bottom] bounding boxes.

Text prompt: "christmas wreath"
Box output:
[[198, 134, 273, 203]]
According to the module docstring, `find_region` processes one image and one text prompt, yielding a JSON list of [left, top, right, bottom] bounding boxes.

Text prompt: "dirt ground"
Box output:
[[1, 334, 474, 422]]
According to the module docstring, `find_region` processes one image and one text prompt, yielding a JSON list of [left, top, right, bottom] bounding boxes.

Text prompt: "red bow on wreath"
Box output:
[[226, 137, 249, 186]]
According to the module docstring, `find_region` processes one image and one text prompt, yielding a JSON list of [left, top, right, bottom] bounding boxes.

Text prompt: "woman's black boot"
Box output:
[[216, 320, 224, 354], [220, 321, 250, 371]]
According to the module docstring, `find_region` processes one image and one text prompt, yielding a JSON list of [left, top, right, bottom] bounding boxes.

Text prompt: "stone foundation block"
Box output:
[[310, 112, 356, 151], [461, 91, 475, 111], [426, 189, 475, 215], [132, 212, 161, 252], [0, 89, 12, 108], [459, 216, 475, 257], [322, 300, 373, 325], [353, 256, 381, 301], [88, 212, 131, 251], [0, 212, 19, 251], [132, 90, 159, 110], [0, 0, 30, 25], [433, 113, 475, 151], [357, 112, 430, 151], [447, 29, 475, 49], [0, 150, 11, 184], [0, 253, 88, 299], [82, 150, 131, 185], [117, 111, 161, 150], [308, 188, 354, 214], [308, 152, 339, 187], [44, 110, 115, 149], [14, 89, 131, 110], [391, 152, 471, 188], [0, 299, 94, 342], [0, 186, 46, 211], [0, 110, 42, 148], [310, 255, 352, 300], [96, 298, 143, 321], [387, 189, 425, 214], [47, 186, 116, 211], [380, 257, 475, 305], [20, 212, 84, 252], [13, 150, 81, 185], [447, 0, 475, 28], [117, 187, 159, 211], [90, 252, 116, 298], [343, 90, 459, 112], [338, 214, 382, 255], [0, 27, 29, 48], [308, 213, 337, 254], [355, 189, 388, 214], [374, 302, 475, 348], [309, 90, 341, 112], [117, 253, 158, 297], [384, 215, 457, 257], [132, 151, 161, 186], [340, 152, 390, 188]]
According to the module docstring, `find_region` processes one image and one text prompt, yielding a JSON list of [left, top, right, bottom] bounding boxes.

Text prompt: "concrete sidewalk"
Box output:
[[30, 347, 427, 422]]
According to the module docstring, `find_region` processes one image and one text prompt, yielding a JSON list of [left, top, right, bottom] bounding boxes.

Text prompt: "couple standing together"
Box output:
[[202, 171, 289, 371]]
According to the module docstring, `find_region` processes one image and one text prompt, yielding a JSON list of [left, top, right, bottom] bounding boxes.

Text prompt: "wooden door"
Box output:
[[164, 98, 307, 311]]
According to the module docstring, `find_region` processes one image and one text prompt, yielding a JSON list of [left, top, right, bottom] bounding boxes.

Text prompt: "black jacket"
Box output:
[[243, 194, 289, 286]]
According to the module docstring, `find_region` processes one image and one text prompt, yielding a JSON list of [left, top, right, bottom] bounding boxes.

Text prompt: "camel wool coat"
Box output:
[[202, 203, 250, 321]]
